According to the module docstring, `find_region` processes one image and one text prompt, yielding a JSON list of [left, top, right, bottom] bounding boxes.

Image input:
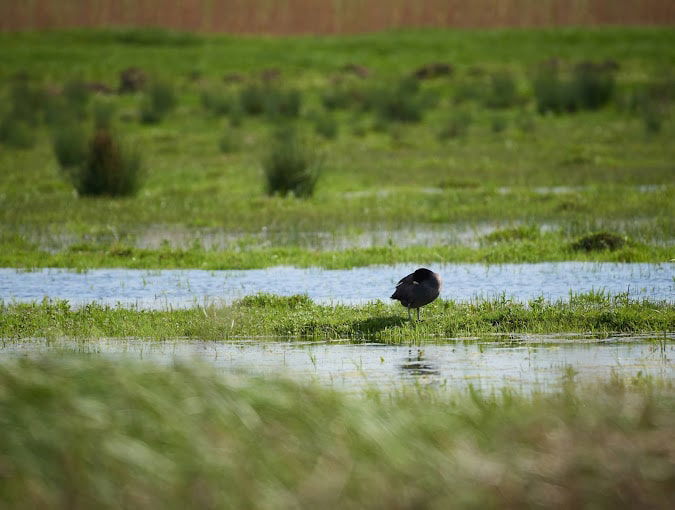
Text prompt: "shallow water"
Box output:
[[1, 262, 672, 309], [2, 335, 672, 392], [15, 217, 672, 252], [19, 223, 502, 251]]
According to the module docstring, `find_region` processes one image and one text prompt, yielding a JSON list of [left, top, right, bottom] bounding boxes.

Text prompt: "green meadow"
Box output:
[[1, 27, 675, 510], [0, 27, 673, 268]]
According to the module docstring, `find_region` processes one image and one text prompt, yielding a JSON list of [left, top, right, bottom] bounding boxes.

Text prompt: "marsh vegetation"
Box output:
[[0, 26, 674, 510], [0, 28, 672, 268]]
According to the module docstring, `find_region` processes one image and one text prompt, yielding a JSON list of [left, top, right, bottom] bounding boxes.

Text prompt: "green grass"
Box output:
[[1, 27, 673, 79], [0, 355, 673, 508], [2, 293, 673, 341], [0, 235, 672, 270], [0, 27, 673, 267]]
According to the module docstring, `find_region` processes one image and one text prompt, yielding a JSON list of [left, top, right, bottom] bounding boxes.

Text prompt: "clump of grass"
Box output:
[[237, 292, 312, 308], [320, 77, 367, 110], [532, 60, 577, 114], [239, 82, 267, 114], [262, 128, 323, 198], [453, 78, 487, 104], [482, 225, 540, 244], [200, 86, 231, 116], [619, 73, 673, 135], [372, 77, 431, 123], [239, 83, 301, 118], [264, 87, 302, 118], [571, 232, 627, 252], [139, 79, 176, 124], [60, 128, 142, 197], [118, 66, 148, 93], [485, 70, 519, 108], [532, 59, 617, 114], [572, 60, 617, 110], [437, 110, 472, 140]]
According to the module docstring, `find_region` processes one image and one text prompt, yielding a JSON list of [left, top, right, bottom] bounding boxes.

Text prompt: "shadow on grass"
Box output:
[[352, 315, 408, 334]]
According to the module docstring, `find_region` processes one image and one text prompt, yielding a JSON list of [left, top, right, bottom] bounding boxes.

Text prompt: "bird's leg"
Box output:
[[417, 307, 421, 321], [407, 307, 412, 321]]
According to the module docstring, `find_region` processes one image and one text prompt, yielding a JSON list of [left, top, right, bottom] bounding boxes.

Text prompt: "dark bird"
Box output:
[[390, 268, 442, 321]]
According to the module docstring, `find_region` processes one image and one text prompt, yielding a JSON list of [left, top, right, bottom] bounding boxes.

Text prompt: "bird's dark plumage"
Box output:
[[390, 268, 441, 320]]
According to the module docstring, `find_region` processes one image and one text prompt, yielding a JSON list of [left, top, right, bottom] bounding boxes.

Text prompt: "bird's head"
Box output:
[[413, 268, 435, 282]]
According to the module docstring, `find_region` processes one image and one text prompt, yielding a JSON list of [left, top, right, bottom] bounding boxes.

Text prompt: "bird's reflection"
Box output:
[[399, 348, 439, 377]]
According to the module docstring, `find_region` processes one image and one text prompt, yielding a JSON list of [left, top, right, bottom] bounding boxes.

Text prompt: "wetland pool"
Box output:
[[2, 334, 672, 392], [1, 262, 672, 309]]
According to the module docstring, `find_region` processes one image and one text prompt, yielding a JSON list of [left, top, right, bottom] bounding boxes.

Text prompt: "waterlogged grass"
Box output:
[[2, 293, 673, 341], [0, 355, 673, 508]]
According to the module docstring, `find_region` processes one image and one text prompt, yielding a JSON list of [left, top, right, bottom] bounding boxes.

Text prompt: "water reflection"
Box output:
[[1, 335, 671, 393], [399, 348, 439, 377]]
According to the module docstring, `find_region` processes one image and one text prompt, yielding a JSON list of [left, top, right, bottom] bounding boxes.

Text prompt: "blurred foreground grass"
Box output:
[[2, 293, 673, 340], [0, 355, 673, 508]]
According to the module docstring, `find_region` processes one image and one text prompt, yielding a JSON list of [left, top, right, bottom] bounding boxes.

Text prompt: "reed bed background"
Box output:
[[1, 0, 674, 34]]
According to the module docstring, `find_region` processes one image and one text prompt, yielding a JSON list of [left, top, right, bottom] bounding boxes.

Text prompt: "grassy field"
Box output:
[[1, 27, 673, 510], [2, 293, 673, 340], [0, 28, 673, 269], [1, 355, 673, 508]]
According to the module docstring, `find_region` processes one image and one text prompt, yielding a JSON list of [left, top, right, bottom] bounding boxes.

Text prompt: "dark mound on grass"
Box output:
[[571, 232, 626, 252]]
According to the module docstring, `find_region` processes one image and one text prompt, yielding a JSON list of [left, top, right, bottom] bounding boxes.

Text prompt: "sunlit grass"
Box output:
[[0, 27, 673, 265], [1, 292, 673, 340]]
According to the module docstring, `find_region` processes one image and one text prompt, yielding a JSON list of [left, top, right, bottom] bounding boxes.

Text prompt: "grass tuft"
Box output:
[[139, 79, 176, 124], [485, 70, 519, 108], [262, 128, 323, 198], [532, 59, 617, 114], [67, 129, 143, 197], [571, 232, 627, 252], [372, 77, 431, 123], [200, 85, 232, 116]]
